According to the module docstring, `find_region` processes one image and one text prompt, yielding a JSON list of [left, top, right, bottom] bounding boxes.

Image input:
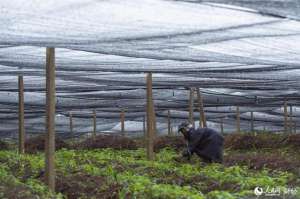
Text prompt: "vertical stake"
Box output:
[[93, 110, 96, 139], [289, 105, 293, 134], [236, 106, 240, 133], [220, 117, 224, 135], [167, 110, 171, 135], [188, 88, 195, 127], [45, 47, 56, 192], [18, 75, 25, 154], [69, 112, 73, 140], [284, 100, 288, 134], [250, 111, 254, 132], [146, 73, 155, 160], [196, 88, 207, 127], [143, 115, 146, 137], [120, 110, 125, 136]]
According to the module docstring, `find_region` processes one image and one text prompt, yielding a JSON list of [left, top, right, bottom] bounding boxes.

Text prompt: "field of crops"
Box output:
[[0, 134, 299, 199]]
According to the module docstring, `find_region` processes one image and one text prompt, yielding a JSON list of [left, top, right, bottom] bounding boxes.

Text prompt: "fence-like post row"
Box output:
[[18, 75, 25, 154], [196, 88, 207, 128], [69, 112, 73, 140], [93, 110, 97, 139], [236, 106, 240, 133], [146, 72, 155, 160], [45, 47, 56, 192], [188, 88, 195, 127], [120, 110, 125, 136], [284, 100, 288, 134]]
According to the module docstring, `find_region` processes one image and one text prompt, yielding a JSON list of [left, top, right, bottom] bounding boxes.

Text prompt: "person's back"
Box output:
[[178, 122, 224, 163], [188, 127, 224, 163]]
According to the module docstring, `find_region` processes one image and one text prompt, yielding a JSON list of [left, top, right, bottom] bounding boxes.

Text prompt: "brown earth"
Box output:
[[153, 136, 185, 152], [74, 134, 138, 150], [224, 152, 300, 173], [55, 172, 126, 199], [25, 135, 69, 153]]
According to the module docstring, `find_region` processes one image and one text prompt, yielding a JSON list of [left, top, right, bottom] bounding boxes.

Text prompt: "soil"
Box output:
[[74, 134, 138, 150], [55, 172, 125, 199], [224, 152, 300, 174], [25, 135, 69, 153], [153, 136, 185, 152], [224, 133, 288, 150], [287, 134, 300, 148], [0, 180, 38, 199]]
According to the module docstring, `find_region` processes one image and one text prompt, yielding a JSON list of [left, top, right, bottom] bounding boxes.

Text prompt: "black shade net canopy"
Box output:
[[1, 0, 300, 137]]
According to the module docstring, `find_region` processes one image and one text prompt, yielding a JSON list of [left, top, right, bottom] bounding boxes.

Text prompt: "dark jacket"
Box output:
[[184, 127, 224, 163]]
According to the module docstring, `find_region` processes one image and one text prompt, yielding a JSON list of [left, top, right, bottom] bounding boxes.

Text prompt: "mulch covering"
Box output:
[[224, 153, 300, 173], [148, 133, 300, 152], [287, 134, 300, 148], [153, 136, 185, 152], [55, 172, 123, 199], [74, 134, 138, 150], [25, 135, 69, 153], [0, 140, 9, 150], [224, 133, 295, 150]]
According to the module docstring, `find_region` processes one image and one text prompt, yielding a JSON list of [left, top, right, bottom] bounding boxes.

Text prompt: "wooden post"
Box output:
[[146, 73, 155, 160], [167, 110, 171, 135], [45, 47, 56, 192], [69, 112, 73, 140], [289, 105, 293, 134], [220, 117, 224, 135], [284, 101, 288, 133], [93, 110, 96, 139], [196, 88, 207, 127], [188, 88, 195, 127], [120, 110, 125, 136], [18, 75, 25, 154], [143, 115, 146, 137], [250, 111, 254, 132], [294, 121, 297, 134], [236, 106, 240, 133]]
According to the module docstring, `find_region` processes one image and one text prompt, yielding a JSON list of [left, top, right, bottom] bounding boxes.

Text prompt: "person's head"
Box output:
[[178, 121, 193, 139]]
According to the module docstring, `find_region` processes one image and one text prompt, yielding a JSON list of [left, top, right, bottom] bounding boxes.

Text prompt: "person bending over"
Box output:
[[178, 122, 224, 163]]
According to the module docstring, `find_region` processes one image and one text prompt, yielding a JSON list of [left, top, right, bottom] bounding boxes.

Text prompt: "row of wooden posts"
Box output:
[[15, 48, 295, 192]]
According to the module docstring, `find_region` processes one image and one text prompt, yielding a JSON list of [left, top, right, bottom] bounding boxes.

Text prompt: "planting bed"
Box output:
[[0, 133, 299, 199]]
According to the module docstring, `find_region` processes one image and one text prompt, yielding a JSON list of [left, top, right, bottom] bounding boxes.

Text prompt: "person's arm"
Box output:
[[182, 142, 193, 160]]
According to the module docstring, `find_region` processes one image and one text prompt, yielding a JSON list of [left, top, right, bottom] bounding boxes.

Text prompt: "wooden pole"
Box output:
[[167, 110, 171, 135], [45, 47, 56, 192], [69, 112, 73, 140], [284, 101, 288, 134], [188, 88, 195, 127], [120, 110, 125, 136], [196, 88, 207, 127], [289, 105, 293, 134], [143, 115, 146, 137], [220, 117, 224, 135], [236, 106, 240, 133], [250, 111, 254, 132], [146, 73, 154, 160], [18, 75, 25, 154], [93, 110, 96, 139]]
